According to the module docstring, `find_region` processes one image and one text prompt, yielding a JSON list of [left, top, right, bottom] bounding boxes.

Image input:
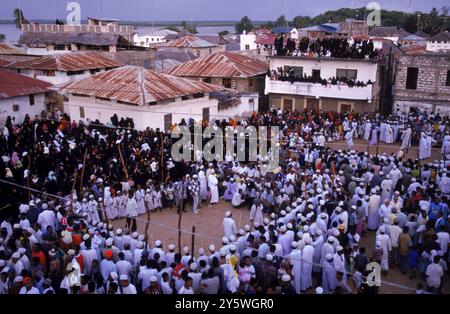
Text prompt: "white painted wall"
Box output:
[[212, 94, 259, 120], [240, 34, 257, 51], [426, 41, 450, 52], [0, 93, 46, 126], [25, 47, 69, 56], [134, 34, 167, 47], [18, 69, 106, 85], [269, 57, 379, 83], [265, 77, 373, 100], [64, 94, 220, 130]]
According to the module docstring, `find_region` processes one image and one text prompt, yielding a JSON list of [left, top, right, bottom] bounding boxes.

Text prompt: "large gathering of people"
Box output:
[[268, 67, 373, 88], [273, 36, 380, 60], [0, 107, 449, 294]]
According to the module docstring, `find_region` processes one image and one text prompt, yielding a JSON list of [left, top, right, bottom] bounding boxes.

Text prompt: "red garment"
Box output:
[[31, 251, 47, 272], [173, 263, 186, 279], [75, 254, 84, 273]]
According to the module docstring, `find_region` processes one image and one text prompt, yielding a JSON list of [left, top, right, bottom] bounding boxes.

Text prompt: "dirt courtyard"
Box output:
[[112, 140, 449, 294]]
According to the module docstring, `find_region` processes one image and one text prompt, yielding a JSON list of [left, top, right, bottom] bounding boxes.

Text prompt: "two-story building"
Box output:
[[393, 51, 450, 114], [133, 29, 178, 47], [265, 55, 381, 113]]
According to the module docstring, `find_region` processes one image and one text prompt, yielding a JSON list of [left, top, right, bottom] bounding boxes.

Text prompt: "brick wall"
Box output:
[[394, 53, 450, 106]]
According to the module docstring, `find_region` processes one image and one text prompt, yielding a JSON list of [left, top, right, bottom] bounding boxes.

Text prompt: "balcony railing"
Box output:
[[264, 77, 373, 101]]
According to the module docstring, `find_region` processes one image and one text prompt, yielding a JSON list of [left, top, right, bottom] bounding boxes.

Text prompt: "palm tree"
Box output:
[[13, 8, 29, 28]]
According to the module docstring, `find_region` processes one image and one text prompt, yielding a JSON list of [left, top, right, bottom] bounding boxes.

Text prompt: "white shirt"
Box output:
[[178, 286, 194, 294], [426, 263, 444, 288], [19, 286, 40, 294]]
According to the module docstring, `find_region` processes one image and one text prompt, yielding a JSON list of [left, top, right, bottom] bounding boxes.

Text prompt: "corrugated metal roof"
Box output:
[[429, 31, 450, 43], [60, 65, 223, 105], [0, 69, 51, 99], [5, 51, 124, 72], [165, 35, 217, 48], [18, 32, 131, 47], [166, 51, 268, 78], [0, 42, 25, 55]]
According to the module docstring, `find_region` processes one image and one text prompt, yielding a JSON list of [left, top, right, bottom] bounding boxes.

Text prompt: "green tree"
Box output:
[[13, 8, 28, 28], [260, 20, 274, 30], [235, 16, 254, 34], [180, 21, 198, 34], [275, 15, 288, 27], [166, 25, 180, 33], [218, 30, 229, 37], [291, 16, 312, 28]]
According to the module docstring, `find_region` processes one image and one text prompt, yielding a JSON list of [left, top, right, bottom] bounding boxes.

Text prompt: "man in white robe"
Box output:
[[345, 130, 354, 150], [419, 133, 428, 160], [385, 124, 394, 144], [367, 189, 381, 230], [375, 227, 391, 272], [249, 200, 264, 227], [364, 120, 372, 141], [322, 253, 337, 294], [223, 211, 237, 238], [208, 170, 219, 205], [401, 126, 412, 149], [198, 166, 208, 201]]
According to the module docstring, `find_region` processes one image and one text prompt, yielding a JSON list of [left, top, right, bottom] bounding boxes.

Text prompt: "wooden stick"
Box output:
[[177, 182, 185, 254], [191, 226, 196, 260], [117, 143, 129, 180], [79, 149, 88, 196], [160, 133, 164, 182], [27, 153, 31, 201]]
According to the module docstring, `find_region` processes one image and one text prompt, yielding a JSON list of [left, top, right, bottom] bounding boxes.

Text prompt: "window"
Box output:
[[245, 44, 250, 50], [55, 45, 66, 50], [193, 93, 204, 99], [312, 69, 321, 81], [283, 99, 293, 111], [222, 78, 232, 88], [336, 69, 357, 80], [79, 106, 85, 118], [203, 77, 212, 84], [43, 70, 55, 77], [249, 79, 253, 87], [446, 70, 450, 87], [29, 94, 35, 106], [13, 104, 19, 112], [249, 98, 255, 105], [406, 67, 419, 90], [67, 70, 85, 76], [284, 66, 303, 77], [340, 104, 352, 113], [202, 107, 210, 122], [164, 113, 172, 131]]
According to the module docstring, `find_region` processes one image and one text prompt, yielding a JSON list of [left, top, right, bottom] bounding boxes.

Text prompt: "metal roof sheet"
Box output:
[[165, 35, 217, 48], [0, 69, 51, 99], [166, 51, 268, 78], [5, 51, 123, 72], [60, 65, 223, 105], [0, 42, 25, 55]]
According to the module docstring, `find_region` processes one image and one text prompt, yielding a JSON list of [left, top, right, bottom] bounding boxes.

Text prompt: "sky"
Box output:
[[1, 0, 448, 21]]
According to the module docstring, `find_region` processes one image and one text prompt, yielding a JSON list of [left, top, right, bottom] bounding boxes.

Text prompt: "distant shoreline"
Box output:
[[0, 20, 263, 27]]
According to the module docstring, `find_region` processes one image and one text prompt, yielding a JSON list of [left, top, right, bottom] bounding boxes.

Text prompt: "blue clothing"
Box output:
[[408, 251, 419, 269]]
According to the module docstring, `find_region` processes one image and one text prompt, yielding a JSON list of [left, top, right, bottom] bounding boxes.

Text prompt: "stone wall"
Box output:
[[394, 53, 450, 111]]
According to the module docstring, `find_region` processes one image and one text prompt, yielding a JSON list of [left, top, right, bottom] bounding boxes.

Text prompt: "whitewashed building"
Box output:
[[59, 65, 236, 130], [133, 29, 178, 47], [426, 31, 450, 52], [265, 56, 381, 113], [0, 70, 51, 126], [240, 32, 257, 51]]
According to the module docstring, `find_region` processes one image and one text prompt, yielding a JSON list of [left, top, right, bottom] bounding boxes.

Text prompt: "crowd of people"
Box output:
[[0, 107, 449, 294], [273, 36, 380, 60], [268, 67, 373, 88]]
